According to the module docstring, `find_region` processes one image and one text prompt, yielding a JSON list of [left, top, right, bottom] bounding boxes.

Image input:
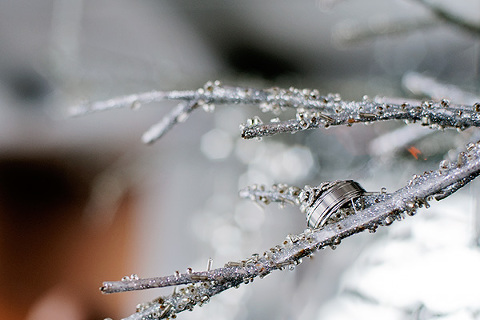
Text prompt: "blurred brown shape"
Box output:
[[0, 153, 137, 320]]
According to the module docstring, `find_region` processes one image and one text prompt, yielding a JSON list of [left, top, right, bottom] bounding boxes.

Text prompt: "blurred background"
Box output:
[[0, 0, 479, 319]]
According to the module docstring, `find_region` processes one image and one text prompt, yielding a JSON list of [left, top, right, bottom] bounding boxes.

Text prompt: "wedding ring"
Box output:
[[305, 180, 365, 228]]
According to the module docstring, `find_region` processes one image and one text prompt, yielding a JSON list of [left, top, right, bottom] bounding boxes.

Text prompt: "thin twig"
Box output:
[[403, 72, 480, 105], [333, 18, 437, 46], [141, 100, 199, 144], [412, 0, 480, 36]]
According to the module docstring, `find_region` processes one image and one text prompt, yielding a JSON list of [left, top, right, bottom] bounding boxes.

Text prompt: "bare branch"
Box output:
[[333, 18, 437, 46], [412, 0, 480, 36], [103, 139, 480, 320], [333, 0, 480, 46], [402, 71, 480, 105], [238, 183, 301, 206], [80, 80, 480, 319], [241, 95, 480, 139], [70, 90, 196, 115], [141, 100, 199, 144], [72, 82, 480, 142]]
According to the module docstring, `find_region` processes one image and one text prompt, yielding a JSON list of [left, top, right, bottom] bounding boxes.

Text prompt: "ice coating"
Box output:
[[101, 140, 480, 320]]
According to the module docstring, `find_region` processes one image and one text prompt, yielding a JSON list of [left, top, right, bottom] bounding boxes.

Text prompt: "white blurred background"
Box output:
[[0, 1, 479, 319]]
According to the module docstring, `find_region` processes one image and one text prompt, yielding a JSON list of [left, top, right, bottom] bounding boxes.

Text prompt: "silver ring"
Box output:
[[304, 180, 365, 228]]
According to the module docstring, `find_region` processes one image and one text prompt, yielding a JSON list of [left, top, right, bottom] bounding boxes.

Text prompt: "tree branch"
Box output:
[[402, 71, 480, 105], [72, 82, 480, 142], [412, 0, 480, 36], [74, 81, 480, 319], [102, 139, 480, 319]]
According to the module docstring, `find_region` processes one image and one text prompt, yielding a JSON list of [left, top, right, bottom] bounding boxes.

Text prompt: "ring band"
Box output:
[[305, 180, 365, 228]]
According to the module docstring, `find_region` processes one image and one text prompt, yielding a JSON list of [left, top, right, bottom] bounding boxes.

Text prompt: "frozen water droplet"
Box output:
[[375, 106, 384, 115], [288, 264, 295, 271], [473, 103, 480, 112], [177, 112, 190, 123], [253, 116, 263, 125], [423, 101, 433, 108], [206, 258, 213, 271], [380, 187, 387, 194], [466, 143, 475, 152], [421, 116, 430, 125], [130, 273, 139, 280], [302, 88, 311, 95], [384, 216, 394, 225], [457, 152, 466, 167], [406, 209, 416, 216], [285, 234, 293, 245], [439, 159, 449, 172], [440, 99, 449, 108], [424, 199, 430, 208], [203, 81, 214, 91], [405, 201, 416, 211], [121, 276, 130, 281], [202, 103, 215, 113], [310, 89, 320, 99]]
